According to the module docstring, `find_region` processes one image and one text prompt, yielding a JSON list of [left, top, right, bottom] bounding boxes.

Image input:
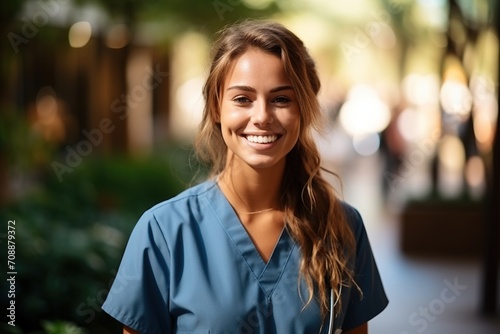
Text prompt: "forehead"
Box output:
[[223, 47, 289, 87]]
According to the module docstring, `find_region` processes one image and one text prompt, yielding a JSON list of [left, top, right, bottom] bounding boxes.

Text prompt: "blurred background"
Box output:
[[0, 0, 499, 333]]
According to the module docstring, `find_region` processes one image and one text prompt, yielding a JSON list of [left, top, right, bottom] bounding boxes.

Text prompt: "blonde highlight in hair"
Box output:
[[195, 19, 357, 320]]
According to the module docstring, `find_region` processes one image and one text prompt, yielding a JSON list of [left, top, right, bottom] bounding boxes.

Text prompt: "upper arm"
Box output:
[[344, 322, 368, 334], [340, 204, 388, 330], [123, 326, 140, 334], [101, 212, 172, 333]]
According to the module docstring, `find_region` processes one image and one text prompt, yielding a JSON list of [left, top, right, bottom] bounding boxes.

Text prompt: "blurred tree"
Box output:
[[0, 1, 26, 110], [73, 0, 280, 42], [481, 0, 500, 316], [2, 0, 280, 153]]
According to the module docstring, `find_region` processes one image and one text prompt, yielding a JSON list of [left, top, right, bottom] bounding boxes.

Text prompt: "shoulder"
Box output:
[[148, 180, 216, 213], [340, 201, 365, 234], [338, 201, 373, 255], [123, 180, 219, 251], [337, 202, 389, 330], [135, 180, 218, 230]]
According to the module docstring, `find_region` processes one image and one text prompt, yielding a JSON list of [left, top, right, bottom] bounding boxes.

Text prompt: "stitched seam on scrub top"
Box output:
[[204, 196, 265, 288]]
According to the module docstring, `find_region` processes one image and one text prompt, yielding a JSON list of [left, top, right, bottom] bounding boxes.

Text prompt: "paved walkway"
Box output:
[[335, 153, 500, 334]]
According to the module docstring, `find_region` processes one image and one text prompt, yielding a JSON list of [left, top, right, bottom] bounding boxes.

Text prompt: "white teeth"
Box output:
[[246, 135, 278, 144]]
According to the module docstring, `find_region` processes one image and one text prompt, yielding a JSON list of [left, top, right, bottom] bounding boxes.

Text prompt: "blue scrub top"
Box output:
[[102, 180, 388, 333]]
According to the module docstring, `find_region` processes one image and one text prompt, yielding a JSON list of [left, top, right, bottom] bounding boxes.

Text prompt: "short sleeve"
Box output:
[[341, 205, 389, 331], [101, 211, 172, 333]]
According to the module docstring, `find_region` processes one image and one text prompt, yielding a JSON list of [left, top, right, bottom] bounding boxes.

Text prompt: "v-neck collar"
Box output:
[[205, 180, 296, 297]]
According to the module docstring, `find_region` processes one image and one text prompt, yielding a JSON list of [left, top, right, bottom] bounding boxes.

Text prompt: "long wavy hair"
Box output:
[[195, 19, 357, 319]]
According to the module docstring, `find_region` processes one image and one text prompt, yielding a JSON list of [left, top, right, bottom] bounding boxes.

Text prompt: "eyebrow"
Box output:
[[226, 85, 294, 93]]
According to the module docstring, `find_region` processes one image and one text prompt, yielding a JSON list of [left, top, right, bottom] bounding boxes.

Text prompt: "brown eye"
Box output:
[[233, 96, 252, 104], [272, 96, 291, 105]]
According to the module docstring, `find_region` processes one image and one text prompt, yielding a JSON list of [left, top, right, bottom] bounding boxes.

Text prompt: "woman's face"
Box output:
[[219, 47, 300, 173]]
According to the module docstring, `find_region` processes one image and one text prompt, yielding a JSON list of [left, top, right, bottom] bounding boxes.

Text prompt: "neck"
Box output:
[[218, 165, 283, 214]]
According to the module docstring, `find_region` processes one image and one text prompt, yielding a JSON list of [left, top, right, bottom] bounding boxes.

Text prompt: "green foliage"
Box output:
[[0, 109, 54, 170], [0, 1, 25, 31], [41, 321, 87, 334], [1, 320, 87, 334], [0, 148, 204, 332]]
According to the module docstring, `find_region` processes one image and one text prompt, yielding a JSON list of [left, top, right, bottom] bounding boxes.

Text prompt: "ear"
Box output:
[[214, 112, 221, 123]]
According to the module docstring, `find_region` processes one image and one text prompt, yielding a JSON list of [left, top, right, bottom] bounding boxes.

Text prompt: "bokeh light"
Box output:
[[352, 132, 380, 156], [106, 24, 130, 49], [440, 80, 473, 116], [437, 134, 466, 197], [465, 155, 486, 198], [339, 84, 391, 136], [68, 21, 92, 48]]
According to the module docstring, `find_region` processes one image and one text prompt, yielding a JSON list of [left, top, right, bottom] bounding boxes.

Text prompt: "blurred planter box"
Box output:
[[400, 199, 484, 258]]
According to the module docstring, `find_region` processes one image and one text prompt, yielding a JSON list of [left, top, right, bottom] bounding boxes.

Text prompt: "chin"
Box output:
[[245, 157, 285, 170]]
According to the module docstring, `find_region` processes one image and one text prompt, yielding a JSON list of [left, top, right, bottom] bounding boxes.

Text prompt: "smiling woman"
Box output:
[[101, 19, 388, 334]]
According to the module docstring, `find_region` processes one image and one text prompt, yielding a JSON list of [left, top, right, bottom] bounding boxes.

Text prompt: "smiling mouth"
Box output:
[[245, 134, 279, 144]]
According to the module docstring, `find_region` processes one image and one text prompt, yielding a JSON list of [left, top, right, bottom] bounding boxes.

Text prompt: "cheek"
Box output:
[[219, 102, 232, 123], [219, 113, 238, 142], [288, 118, 301, 146], [283, 113, 301, 135], [220, 108, 246, 131]]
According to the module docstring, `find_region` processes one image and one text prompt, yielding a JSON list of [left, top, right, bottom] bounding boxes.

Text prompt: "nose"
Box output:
[[252, 100, 274, 126]]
